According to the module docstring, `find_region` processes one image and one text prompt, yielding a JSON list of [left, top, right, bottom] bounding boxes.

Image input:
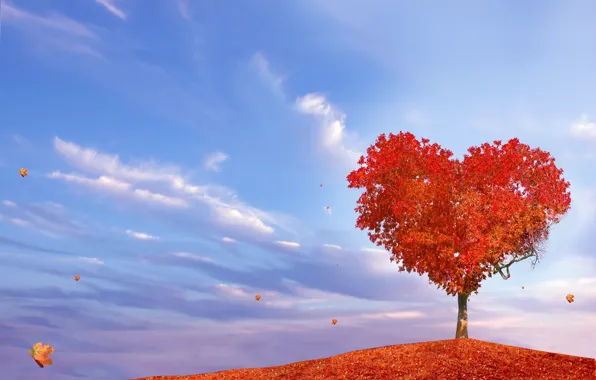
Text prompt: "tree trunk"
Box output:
[[455, 293, 469, 339]]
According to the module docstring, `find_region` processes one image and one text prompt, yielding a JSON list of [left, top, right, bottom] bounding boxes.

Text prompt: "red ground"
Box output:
[[134, 338, 596, 379]]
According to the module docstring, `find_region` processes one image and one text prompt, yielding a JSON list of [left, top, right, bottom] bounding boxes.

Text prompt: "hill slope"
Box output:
[[134, 338, 595, 379]]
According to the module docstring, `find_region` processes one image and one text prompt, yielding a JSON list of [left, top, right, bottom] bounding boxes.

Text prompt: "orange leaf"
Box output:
[[331, 319, 338, 325], [566, 294, 574, 303], [29, 342, 54, 368], [255, 294, 261, 301], [74, 275, 80, 281], [20, 168, 28, 177]]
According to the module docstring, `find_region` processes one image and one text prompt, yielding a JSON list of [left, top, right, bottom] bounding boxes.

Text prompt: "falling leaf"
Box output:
[[566, 294, 574, 303], [521, 286, 524, 289], [320, 184, 323, 187], [255, 294, 261, 301], [74, 275, 80, 281], [29, 342, 54, 368], [331, 319, 338, 325], [20, 168, 28, 177]]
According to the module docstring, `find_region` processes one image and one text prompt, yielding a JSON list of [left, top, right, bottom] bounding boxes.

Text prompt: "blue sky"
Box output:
[[1, 0, 596, 379]]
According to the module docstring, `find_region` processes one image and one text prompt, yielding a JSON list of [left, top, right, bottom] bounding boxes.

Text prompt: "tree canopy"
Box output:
[[347, 132, 571, 296]]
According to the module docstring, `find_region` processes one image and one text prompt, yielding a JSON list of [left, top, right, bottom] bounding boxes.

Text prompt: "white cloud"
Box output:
[[48, 171, 188, 208], [570, 114, 596, 139], [215, 284, 247, 297], [171, 252, 213, 263], [2, 200, 16, 207], [133, 189, 188, 208], [222, 237, 236, 244], [78, 257, 104, 265], [323, 244, 342, 250], [51, 137, 285, 237], [126, 230, 159, 240], [95, 0, 127, 20], [213, 206, 275, 235], [204, 151, 228, 172], [49, 171, 131, 192], [275, 240, 301, 248], [53, 137, 180, 184], [361, 247, 387, 254], [295, 93, 361, 166]]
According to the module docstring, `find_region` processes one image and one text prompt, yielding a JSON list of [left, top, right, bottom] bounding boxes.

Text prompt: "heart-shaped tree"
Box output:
[[347, 132, 571, 339]]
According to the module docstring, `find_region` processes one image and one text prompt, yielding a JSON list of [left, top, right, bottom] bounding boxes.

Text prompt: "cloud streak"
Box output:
[[125, 230, 159, 240], [95, 0, 127, 20], [204, 151, 229, 172], [2, 3, 103, 58]]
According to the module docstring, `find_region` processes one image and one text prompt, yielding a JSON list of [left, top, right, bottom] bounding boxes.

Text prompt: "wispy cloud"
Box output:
[[48, 171, 189, 208], [78, 256, 105, 265], [51, 137, 284, 237], [295, 93, 361, 168], [361, 248, 387, 254], [125, 230, 159, 240], [250, 52, 285, 97], [95, 0, 127, 20], [8, 218, 30, 227], [2, 3, 103, 58], [222, 237, 236, 244], [170, 252, 213, 263], [175, 0, 192, 20], [54, 256, 105, 265], [323, 244, 342, 250], [216, 284, 247, 297], [275, 240, 301, 248], [0, 200, 86, 238], [204, 152, 229, 172]]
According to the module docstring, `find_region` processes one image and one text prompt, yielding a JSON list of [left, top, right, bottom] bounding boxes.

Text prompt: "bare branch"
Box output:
[[493, 226, 549, 280], [493, 262, 511, 280]]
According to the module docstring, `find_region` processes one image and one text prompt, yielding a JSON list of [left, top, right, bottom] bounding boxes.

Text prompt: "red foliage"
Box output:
[[346, 132, 571, 295], [134, 339, 595, 379]]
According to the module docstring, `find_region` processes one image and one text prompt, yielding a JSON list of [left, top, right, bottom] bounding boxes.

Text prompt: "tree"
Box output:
[[347, 132, 571, 339]]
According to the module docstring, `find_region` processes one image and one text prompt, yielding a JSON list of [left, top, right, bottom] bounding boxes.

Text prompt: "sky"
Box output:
[[1, 0, 596, 379]]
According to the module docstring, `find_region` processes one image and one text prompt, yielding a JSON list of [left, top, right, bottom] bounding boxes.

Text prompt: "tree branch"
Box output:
[[493, 250, 537, 280], [492, 225, 550, 280]]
